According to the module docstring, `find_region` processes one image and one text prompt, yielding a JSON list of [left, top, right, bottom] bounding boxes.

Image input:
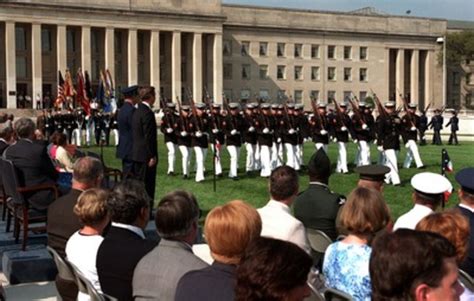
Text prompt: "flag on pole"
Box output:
[[97, 71, 106, 109], [75, 68, 91, 116], [105, 69, 117, 113], [442, 148, 453, 176], [63, 69, 76, 110], [84, 71, 94, 101], [55, 70, 65, 109]]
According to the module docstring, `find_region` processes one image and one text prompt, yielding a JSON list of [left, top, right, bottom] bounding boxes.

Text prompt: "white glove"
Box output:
[[212, 129, 219, 134], [249, 126, 255, 132], [341, 126, 347, 132], [263, 128, 270, 134], [353, 139, 358, 144], [332, 138, 337, 143], [377, 145, 384, 152], [196, 131, 203, 138], [320, 130, 328, 135], [181, 131, 188, 137], [362, 124, 368, 130], [277, 138, 282, 143], [288, 128, 295, 135], [231, 129, 238, 135], [405, 142, 410, 148], [410, 126, 417, 131], [166, 128, 173, 134]]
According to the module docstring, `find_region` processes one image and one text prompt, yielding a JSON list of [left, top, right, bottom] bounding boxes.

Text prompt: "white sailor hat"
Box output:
[[181, 105, 191, 111], [317, 102, 327, 108], [385, 101, 396, 108], [408, 103, 417, 109], [166, 103, 176, 108], [261, 103, 271, 109], [246, 103, 256, 109], [411, 172, 452, 196], [229, 102, 240, 109], [359, 102, 366, 107], [295, 104, 304, 110], [195, 103, 206, 109]]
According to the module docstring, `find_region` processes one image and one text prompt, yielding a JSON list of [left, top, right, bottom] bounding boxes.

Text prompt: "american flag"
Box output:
[[76, 69, 91, 116], [442, 148, 453, 176], [55, 70, 65, 109]]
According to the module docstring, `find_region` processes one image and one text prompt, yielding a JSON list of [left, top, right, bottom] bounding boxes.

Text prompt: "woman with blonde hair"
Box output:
[[323, 187, 391, 301], [175, 200, 262, 301]]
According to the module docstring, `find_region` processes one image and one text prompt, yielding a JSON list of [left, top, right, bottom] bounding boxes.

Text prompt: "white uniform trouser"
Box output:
[[336, 142, 348, 173], [384, 149, 401, 185], [85, 126, 92, 146], [296, 144, 303, 167], [179, 145, 192, 176], [285, 143, 300, 170], [194, 147, 207, 182], [315, 143, 328, 153], [403, 140, 423, 168], [211, 143, 223, 175], [112, 129, 119, 146], [377, 148, 386, 165], [271, 142, 284, 169], [227, 145, 240, 178], [166, 142, 177, 174], [245, 143, 257, 172], [72, 129, 81, 146], [357, 140, 370, 166], [254, 144, 261, 170], [260, 145, 272, 177]]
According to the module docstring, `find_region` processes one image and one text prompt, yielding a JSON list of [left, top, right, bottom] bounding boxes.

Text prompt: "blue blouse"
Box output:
[[322, 241, 372, 301]]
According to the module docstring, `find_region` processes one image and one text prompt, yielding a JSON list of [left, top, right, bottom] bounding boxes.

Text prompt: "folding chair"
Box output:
[[86, 151, 122, 188], [69, 261, 117, 301], [459, 269, 474, 292], [323, 287, 353, 301], [46, 246, 76, 283], [306, 228, 333, 268]]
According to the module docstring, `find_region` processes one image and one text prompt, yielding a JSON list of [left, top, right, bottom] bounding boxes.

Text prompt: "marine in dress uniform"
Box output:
[[428, 109, 443, 145], [209, 104, 226, 176], [176, 106, 193, 179], [330, 103, 354, 174], [419, 111, 428, 145], [257, 103, 274, 178], [54, 112, 65, 134], [310, 103, 330, 153], [192, 103, 210, 182], [243, 103, 258, 174], [402, 104, 424, 169], [110, 111, 119, 146], [271, 104, 284, 169], [160, 103, 178, 176], [352, 102, 371, 166], [93, 111, 104, 145], [377, 101, 402, 186], [44, 110, 55, 140], [280, 103, 298, 170], [456, 168, 474, 277], [224, 103, 245, 180], [446, 109, 459, 145], [103, 113, 112, 146], [72, 109, 85, 146], [64, 111, 76, 144]]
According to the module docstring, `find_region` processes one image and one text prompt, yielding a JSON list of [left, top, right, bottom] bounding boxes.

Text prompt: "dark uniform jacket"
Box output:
[[294, 183, 345, 241], [330, 113, 354, 143], [0, 140, 8, 156], [402, 113, 420, 143], [224, 113, 244, 147], [175, 261, 236, 301], [377, 113, 402, 151], [428, 115, 444, 131], [446, 116, 459, 132], [282, 114, 298, 145], [97, 226, 157, 301], [191, 114, 210, 148], [458, 205, 474, 277], [132, 103, 158, 163], [209, 113, 226, 145], [310, 114, 329, 144], [296, 113, 309, 143], [116, 102, 136, 160], [176, 116, 193, 147], [160, 112, 178, 144], [352, 113, 371, 141], [242, 114, 258, 145], [256, 114, 274, 147]]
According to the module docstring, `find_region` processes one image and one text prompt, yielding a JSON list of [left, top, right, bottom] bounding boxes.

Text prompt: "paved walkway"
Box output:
[[1, 273, 57, 300]]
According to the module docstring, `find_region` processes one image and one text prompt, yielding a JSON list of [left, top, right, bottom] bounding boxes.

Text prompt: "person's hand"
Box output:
[[320, 130, 328, 135], [277, 138, 282, 143], [332, 138, 337, 143], [249, 126, 255, 132], [353, 139, 358, 144], [341, 126, 347, 132], [196, 131, 203, 138], [362, 124, 368, 130], [34, 129, 44, 140], [181, 131, 188, 137], [166, 128, 173, 134], [231, 129, 239, 135], [263, 128, 270, 134], [212, 129, 219, 134], [410, 126, 416, 131], [377, 145, 384, 152], [405, 142, 410, 148], [148, 157, 157, 167], [288, 128, 295, 135]]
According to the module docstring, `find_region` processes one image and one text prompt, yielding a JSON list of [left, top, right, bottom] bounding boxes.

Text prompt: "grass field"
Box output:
[[89, 138, 474, 220]]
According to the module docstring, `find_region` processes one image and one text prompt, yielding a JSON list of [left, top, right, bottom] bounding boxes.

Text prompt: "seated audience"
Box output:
[[294, 148, 346, 241], [323, 187, 391, 301], [4, 117, 58, 211], [0, 121, 14, 155], [49, 131, 75, 173], [66, 188, 109, 301], [47, 156, 103, 301], [258, 165, 310, 253], [455, 167, 474, 278], [235, 237, 313, 301], [175, 200, 262, 301], [394, 172, 452, 230], [354, 164, 390, 192], [133, 190, 208, 300], [370, 229, 464, 301], [96, 179, 157, 300]]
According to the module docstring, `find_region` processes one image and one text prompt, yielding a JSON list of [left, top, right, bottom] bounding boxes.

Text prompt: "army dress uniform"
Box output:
[[352, 103, 372, 166], [160, 103, 178, 175], [271, 105, 285, 169], [294, 105, 309, 169], [401, 105, 424, 169]]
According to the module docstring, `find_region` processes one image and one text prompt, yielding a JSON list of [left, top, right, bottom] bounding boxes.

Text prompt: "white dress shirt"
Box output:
[[111, 222, 145, 239], [393, 204, 433, 231]]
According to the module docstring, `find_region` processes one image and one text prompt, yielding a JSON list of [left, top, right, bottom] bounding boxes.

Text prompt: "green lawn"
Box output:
[[89, 138, 474, 219]]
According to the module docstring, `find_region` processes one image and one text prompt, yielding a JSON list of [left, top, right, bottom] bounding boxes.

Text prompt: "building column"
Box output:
[[172, 31, 182, 102], [150, 30, 160, 90], [395, 48, 405, 105], [105, 27, 115, 79], [5, 21, 16, 108], [32, 23, 43, 105], [213, 32, 223, 103], [57, 25, 67, 74], [81, 26, 91, 74], [193, 33, 203, 102], [128, 29, 138, 85], [410, 50, 419, 105], [424, 50, 433, 106]]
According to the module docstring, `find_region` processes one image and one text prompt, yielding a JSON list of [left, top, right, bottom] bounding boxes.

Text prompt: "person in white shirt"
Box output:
[[258, 165, 311, 253], [393, 172, 453, 231], [65, 188, 110, 301]]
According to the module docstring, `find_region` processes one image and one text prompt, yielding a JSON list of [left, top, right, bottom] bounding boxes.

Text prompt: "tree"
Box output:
[[445, 30, 474, 65]]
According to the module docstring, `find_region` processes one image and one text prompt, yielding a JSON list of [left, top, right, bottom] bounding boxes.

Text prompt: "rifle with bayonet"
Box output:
[[369, 89, 389, 119]]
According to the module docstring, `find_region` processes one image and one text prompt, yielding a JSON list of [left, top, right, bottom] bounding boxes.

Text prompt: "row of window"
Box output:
[[224, 40, 368, 60], [225, 89, 370, 103], [224, 64, 368, 82]]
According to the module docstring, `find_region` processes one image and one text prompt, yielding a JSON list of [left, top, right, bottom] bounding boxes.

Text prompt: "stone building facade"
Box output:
[[0, 0, 454, 110]]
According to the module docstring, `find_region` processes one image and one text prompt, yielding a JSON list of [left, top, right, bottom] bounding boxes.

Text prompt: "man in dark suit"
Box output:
[[428, 109, 443, 145], [46, 156, 103, 301], [132, 86, 158, 209], [456, 168, 474, 277], [0, 121, 14, 155], [4, 118, 58, 211], [446, 109, 459, 145], [294, 148, 345, 241], [116, 85, 139, 178], [96, 180, 157, 300]]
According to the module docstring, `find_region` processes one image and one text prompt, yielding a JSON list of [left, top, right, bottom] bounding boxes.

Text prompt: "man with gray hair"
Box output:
[[4, 117, 57, 211], [0, 121, 14, 155], [133, 190, 208, 301], [46, 156, 104, 301]]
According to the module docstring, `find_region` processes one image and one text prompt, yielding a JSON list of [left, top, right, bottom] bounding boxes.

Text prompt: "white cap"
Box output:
[[411, 172, 453, 195]]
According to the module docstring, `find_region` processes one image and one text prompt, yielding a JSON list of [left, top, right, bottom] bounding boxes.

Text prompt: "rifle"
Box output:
[[223, 93, 236, 130], [204, 86, 219, 131], [175, 95, 186, 132], [397, 90, 416, 128], [187, 88, 202, 132], [369, 89, 388, 118], [283, 99, 294, 130], [423, 102, 432, 115], [347, 95, 366, 127], [331, 98, 346, 129], [310, 97, 324, 130], [159, 91, 173, 127]]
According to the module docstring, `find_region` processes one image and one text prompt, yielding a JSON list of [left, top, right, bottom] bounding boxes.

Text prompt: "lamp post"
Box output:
[[436, 36, 447, 107]]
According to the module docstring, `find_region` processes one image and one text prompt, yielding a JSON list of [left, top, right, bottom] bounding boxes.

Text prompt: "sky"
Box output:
[[222, 0, 474, 21]]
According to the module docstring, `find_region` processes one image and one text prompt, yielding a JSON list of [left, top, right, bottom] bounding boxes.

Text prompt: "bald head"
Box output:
[[72, 157, 104, 188]]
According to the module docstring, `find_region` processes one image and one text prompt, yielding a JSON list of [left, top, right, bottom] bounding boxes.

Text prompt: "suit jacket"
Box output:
[[0, 140, 8, 156], [258, 200, 311, 253], [175, 261, 236, 301], [116, 102, 136, 160], [294, 183, 345, 241], [96, 226, 157, 301], [133, 239, 208, 301], [4, 139, 58, 210], [132, 103, 158, 163], [458, 205, 474, 277], [47, 189, 83, 258]]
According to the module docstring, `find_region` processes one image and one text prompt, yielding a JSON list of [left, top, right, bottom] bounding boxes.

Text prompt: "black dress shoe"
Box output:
[[231, 176, 240, 181], [216, 173, 223, 178], [183, 175, 189, 180], [168, 171, 175, 176], [418, 165, 426, 169]]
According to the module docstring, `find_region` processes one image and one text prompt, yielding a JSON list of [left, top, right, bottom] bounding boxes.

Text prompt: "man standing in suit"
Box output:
[[446, 109, 459, 145], [133, 190, 208, 300], [428, 108, 444, 145], [116, 85, 139, 178], [47, 157, 103, 301], [456, 168, 474, 277], [4, 118, 57, 211], [257, 165, 310, 253], [96, 180, 157, 300], [132, 86, 158, 210]]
